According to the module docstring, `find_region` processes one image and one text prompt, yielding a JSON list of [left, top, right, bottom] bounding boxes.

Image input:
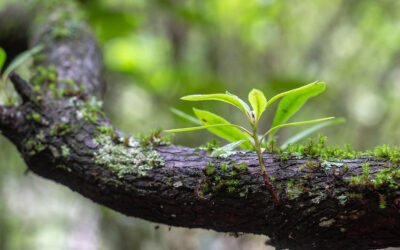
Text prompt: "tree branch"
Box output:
[[0, 2, 400, 250]]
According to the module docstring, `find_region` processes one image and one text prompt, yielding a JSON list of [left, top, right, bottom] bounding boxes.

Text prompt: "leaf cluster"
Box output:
[[168, 82, 335, 153]]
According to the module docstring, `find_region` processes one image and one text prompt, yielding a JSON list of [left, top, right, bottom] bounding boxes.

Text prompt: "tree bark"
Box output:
[[0, 2, 400, 250]]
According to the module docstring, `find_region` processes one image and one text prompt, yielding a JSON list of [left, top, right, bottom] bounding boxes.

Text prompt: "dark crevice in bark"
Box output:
[[0, 2, 400, 250]]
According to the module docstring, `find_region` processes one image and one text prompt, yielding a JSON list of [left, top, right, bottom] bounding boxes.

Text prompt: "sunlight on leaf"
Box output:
[[266, 81, 324, 108], [248, 88, 267, 120], [181, 92, 251, 115], [269, 82, 325, 137], [0, 47, 6, 73], [193, 108, 252, 149]]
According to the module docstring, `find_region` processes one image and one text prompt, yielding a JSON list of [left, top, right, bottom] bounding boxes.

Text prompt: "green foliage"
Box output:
[[198, 139, 221, 154], [269, 82, 325, 137], [167, 84, 332, 150], [197, 161, 251, 199], [193, 108, 252, 149], [167, 85, 334, 204], [181, 92, 251, 115], [138, 128, 172, 148], [373, 144, 400, 162], [379, 194, 386, 209], [248, 89, 267, 121], [362, 163, 370, 179], [32, 113, 41, 123], [0, 47, 5, 73], [284, 134, 360, 160]]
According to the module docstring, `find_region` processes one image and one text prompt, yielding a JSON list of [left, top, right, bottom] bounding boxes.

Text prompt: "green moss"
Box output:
[[138, 128, 172, 147], [31, 65, 85, 100], [33, 0, 84, 41], [24, 131, 47, 156], [239, 163, 248, 170], [372, 167, 400, 190], [337, 194, 348, 206], [207, 167, 215, 175], [305, 161, 319, 172], [70, 96, 104, 124], [281, 152, 289, 161], [362, 163, 370, 179], [93, 134, 164, 178], [286, 186, 302, 200], [97, 126, 114, 134], [378, 194, 386, 209], [198, 139, 221, 154], [197, 161, 251, 199], [61, 145, 70, 158], [32, 113, 41, 122], [287, 178, 295, 188], [283, 134, 400, 164]]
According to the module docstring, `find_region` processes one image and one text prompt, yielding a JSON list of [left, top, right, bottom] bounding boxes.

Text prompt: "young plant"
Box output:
[[167, 82, 334, 204]]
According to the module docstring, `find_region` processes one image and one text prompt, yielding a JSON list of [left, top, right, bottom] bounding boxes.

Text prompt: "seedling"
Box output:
[[166, 82, 334, 204]]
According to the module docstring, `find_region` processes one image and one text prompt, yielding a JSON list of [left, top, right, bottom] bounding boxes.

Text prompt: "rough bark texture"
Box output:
[[1, 2, 400, 250]]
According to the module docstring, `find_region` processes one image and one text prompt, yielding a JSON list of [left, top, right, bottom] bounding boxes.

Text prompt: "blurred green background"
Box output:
[[1, 0, 400, 249]]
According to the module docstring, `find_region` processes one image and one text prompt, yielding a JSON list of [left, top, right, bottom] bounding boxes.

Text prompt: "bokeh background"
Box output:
[[1, 0, 400, 249]]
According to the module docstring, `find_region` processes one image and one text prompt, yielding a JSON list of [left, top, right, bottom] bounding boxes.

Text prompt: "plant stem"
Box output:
[[252, 127, 280, 204]]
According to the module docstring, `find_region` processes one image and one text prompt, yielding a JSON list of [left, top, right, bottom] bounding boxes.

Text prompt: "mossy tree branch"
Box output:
[[0, 2, 400, 250]]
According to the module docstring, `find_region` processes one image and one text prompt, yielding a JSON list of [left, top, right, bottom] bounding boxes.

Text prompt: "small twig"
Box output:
[[8, 71, 37, 104]]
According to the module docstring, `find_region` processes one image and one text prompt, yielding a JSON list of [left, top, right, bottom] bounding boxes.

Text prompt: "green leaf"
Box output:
[[3, 44, 43, 77], [262, 117, 335, 141], [181, 92, 251, 115], [193, 108, 253, 149], [267, 81, 324, 107], [269, 81, 325, 137], [170, 107, 201, 125], [0, 47, 6, 73], [166, 124, 243, 132], [248, 88, 267, 120], [211, 140, 246, 157], [281, 118, 345, 149]]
